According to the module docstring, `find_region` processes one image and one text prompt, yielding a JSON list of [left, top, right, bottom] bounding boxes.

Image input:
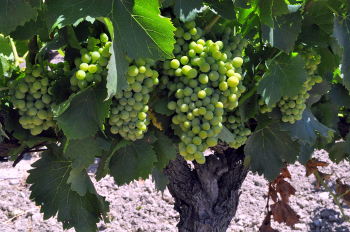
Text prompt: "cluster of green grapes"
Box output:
[[70, 33, 111, 90], [221, 27, 248, 58], [173, 21, 203, 55], [278, 49, 322, 123], [224, 113, 251, 149], [109, 58, 159, 141], [278, 75, 322, 123], [258, 99, 275, 114], [161, 22, 246, 163], [10, 66, 55, 135]]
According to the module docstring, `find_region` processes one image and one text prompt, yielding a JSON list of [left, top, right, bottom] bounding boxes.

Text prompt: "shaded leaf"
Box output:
[[174, 0, 204, 22], [109, 140, 157, 185], [205, 0, 235, 19], [257, 54, 307, 106], [262, 11, 302, 52], [54, 85, 110, 140], [152, 168, 169, 192], [0, 0, 38, 34], [281, 109, 333, 146], [244, 123, 300, 180], [153, 131, 177, 169], [27, 146, 109, 232], [218, 125, 236, 144], [334, 17, 350, 92]]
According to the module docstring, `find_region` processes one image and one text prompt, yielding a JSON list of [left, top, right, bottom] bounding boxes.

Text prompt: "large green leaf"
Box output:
[[0, 35, 13, 57], [244, 123, 300, 180], [45, 0, 112, 29], [54, 86, 110, 140], [262, 10, 302, 52], [109, 140, 157, 185], [65, 136, 110, 170], [105, 43, 128, 99], [152, 168, 169, 192], [258, 0, 273, 27], [329, 135, 350, 163], [27, 146, 109, 232], [329, 84, 350, 108], [281, 109, 333, 146], [153, 131, 177, 169], [0, 0, 39, 34], [205, 0, 235, 19], [333, 17, 350, 92], [257, 54, 307, 106], [112, 0, 176, 59], [174, 0, 204, 22]]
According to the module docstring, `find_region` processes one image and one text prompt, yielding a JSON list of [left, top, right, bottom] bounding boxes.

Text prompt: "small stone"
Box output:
[[9, 179, 19, 185], [294, 223, 306, 230], [319, 192, 329, 201], [314, 219, 322, 227]]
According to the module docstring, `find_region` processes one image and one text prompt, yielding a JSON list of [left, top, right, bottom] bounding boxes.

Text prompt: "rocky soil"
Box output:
[[0, 150, 350, 232]]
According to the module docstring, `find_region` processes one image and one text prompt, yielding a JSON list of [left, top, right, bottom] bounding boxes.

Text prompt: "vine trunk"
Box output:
[[165, 147, 248, 232]]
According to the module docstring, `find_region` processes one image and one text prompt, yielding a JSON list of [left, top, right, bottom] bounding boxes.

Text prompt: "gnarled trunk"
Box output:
[[165, 147, 248, 232]]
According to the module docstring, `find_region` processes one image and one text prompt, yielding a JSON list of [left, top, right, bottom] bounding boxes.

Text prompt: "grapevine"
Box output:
[[0, 1, 349, 232]]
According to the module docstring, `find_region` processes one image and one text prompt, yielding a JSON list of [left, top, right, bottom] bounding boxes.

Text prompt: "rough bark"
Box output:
[[164, 147, 248, 232]]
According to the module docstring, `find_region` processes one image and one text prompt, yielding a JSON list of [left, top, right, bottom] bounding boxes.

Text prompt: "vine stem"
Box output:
[[204, 15, 221, 33], [314, 171, 350, 222], [9, 37, 21, 67], [238, 85, 257, 106]]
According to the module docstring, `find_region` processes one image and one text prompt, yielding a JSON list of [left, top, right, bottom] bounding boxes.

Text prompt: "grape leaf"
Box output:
[[0, 35, 13, 57], [0, 0, 39, 35], [174, 0, 204, 22], [153, 131, 177, 169], [64, 136, 109, 171], [152, 168, 169, 192], [257, 54, 307, 106], [329, 84, 350, 108], [152, 97, 174, 116], [45, 0, 112, 29], [109, 140, 157, 185], [244, 123, 300, 180], [333, 17, 350, 92], [54, 85, 110, 140], [218, 125, 235, 143], [262, 10, 302, 52], [298, 143, 314, 165], [105, 43, 128, 99], [205, 0, 235, 19], [112, 0, 176, 59], [95, 138, 131, 181], [281, 109, 333, 146], [258, 0, 273, 27], [10, 11, 49, 41], [329, 140, 350, 163], [27, 146, 109, 232], [0, 56, 10, 76]]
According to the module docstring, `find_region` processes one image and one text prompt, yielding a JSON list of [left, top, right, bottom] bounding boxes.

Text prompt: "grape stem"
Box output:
[[238, 85, 257, 106], [204, 15, 221, 33], [9, 37, 21, 67], [314, 171, 350, 222]]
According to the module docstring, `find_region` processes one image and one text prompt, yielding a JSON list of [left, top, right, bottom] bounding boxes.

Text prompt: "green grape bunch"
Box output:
[[277, 48, 322, 123], [9, 65, 55, 136], [70, 33, 111, 91], [224, 113, 251, 149], [161, 21, 246, 164], [109, 58, 159, 141]]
